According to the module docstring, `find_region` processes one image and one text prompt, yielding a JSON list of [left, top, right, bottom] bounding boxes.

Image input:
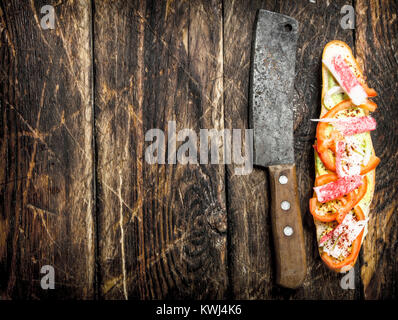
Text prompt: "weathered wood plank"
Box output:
[[224, 0, 360, 299], [355, 0, 398, 300], [93, 0, 144, 300], [0, 0, 95, 299], [185, 0, 227, 298], [223, 0, 272, 299], [94, 0, 227, 299]]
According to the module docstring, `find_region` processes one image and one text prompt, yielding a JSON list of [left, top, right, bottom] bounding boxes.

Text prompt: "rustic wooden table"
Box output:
[[0, 0, 397, 300]]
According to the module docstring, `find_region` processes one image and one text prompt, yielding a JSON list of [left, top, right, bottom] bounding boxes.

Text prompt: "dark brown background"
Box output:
[[0, 0, 397, 300]]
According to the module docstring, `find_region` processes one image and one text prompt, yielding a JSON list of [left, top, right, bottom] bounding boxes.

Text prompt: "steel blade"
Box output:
[[250, 10, 299, 167]]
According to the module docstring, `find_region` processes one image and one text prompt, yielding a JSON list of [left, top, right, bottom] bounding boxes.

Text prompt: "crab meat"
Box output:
[[314, 175, 363, 203], [311, 116, 376, 136], [320, 212, 367, 259], [336, 139, 362, 178], [323, 54, 368, 105]]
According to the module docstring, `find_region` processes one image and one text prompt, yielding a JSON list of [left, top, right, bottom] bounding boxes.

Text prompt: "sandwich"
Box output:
[[310, 40, 380, 273]]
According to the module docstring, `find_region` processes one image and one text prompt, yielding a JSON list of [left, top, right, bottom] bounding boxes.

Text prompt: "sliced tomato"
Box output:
[[359, 99, 378, 112], [309, 197, 336, 222], [316, 100, 353, 153], [310, 193, 355, 223], [352, 175, 368, 207], [315, 144, 336, 172], [321, 206, 365, 271], [310, 197, 337, 222], [363, 85, 377, 97], [335, 184, 359, 223], [361, 155, 380, 175], [315, 173, 338, 186]]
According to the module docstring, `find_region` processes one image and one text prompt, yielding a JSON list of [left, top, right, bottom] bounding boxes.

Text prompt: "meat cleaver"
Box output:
[[249, 10, 307, 289]]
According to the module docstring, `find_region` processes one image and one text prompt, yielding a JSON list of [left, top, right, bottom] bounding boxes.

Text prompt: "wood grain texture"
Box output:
[[94, 0, 227, 299], [224, 0, 362, 299], [355, 0, 398, 300], [0, 0, 396, 300], [0, 0, 95, 299]]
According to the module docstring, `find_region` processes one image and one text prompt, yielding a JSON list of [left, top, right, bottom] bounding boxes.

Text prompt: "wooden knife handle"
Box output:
[[268, 164, 307, 289]]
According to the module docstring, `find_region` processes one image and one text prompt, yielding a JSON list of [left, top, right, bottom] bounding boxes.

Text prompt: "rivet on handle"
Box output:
[[281, 200, 291, 211], [279, 175, 288, 184], [283, 226, 294, 237]]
